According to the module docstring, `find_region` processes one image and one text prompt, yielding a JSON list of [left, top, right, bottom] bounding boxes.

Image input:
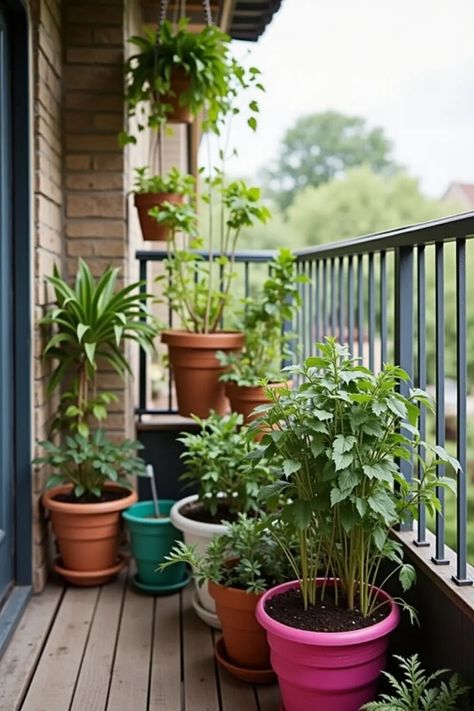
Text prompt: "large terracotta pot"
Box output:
[[225, 381, 288, 424], [134, 192, 184, 241], [256, 579, 400, 711], [164, 68, 192, 123], [209, 580, 270, 669], [161, 330, 244, 418], [170, 494, 228, 627], [43, 483, 137, 586]]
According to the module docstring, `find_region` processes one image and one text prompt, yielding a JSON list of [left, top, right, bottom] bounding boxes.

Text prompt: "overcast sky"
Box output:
[[221, 0, 474, 197]]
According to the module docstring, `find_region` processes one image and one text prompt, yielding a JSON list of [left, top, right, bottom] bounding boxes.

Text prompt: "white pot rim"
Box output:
[[170, 494, 229, 537]]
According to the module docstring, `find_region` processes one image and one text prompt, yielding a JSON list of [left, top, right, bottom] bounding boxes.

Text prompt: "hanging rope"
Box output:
[[202, 0, 213, 26], [158, 0, 169, 26]]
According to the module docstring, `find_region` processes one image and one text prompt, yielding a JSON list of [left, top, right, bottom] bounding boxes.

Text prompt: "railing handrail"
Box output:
[[295, 210, 474, 260], [136, 248, 277, 263]]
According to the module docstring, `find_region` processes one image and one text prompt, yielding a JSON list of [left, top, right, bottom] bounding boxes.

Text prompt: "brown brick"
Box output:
[[65, 134, 120, 152], [67, 240, 95, 257], [67, 193, 125, 218], [66, 154, 92, 170], [94, 239, 124, 257], [63, 65, 121, 92], [64, 110, 95, 132], [93, 26, 123, 45], [66, 172, 124, 191], [66, 219, 126, 239], [67, 47, 122, 65], [94, 112, 123, 131], [65, 26, 93, 45], [66, 5, 124, 25], [65, 92, 123, 112], [93, 153, 124, 171]]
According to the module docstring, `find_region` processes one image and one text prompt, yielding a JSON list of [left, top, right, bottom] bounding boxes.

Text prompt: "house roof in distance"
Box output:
[[442, 182, 474, 208]]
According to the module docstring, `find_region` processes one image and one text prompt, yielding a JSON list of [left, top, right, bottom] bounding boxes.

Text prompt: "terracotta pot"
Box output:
[[134, 192, 184, 241], [225, 381, 288, 424], [161, 330, 244, 418], [164, 68, 192, 124], [43, 483, 137, 586], [209, 580, 270, 670]]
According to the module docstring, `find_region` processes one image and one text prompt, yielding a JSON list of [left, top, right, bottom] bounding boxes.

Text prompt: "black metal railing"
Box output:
[[136, 211, 474, 587]]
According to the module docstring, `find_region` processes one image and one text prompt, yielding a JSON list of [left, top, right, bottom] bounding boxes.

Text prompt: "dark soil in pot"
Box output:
[[53, 489, 130, 505], [179, 500, 240, 525], [265, 587, 390, 633]]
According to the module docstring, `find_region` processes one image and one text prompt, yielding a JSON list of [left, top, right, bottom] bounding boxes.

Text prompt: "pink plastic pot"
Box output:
[[256, 579, 400, 711]]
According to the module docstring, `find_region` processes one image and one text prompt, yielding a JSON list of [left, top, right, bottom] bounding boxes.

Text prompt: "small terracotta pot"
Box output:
[[225, 381, 288, 424], [209, 580, 270, 670], [162, 330, 244, 418], [134, 192, 184, 241], [43, 483, 137, 586], [164, 68, 192, 124]]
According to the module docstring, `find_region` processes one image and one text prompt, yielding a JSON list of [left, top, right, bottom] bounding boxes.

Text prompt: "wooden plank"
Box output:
[[0, 584, 63, 711], [0, 586, 31, 659], [70, 571, 127, 711], [106, 577, 154, 711], [256, 684, 281, 711], [21, 586, 100, 711], [182, 585, 219, 711], [213, 629, 258, 711], [149, 592, 182, 711]]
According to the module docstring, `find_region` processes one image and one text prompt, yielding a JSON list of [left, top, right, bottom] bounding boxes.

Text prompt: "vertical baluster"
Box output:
[[368, 252, 375, 370], [308, 261, 314, 356], [357, 255, 364, 360], [453, 239, 473, 584], [296, 260, 302, 365], [138, 257, 148, 417], [315, 259, 321, 344], [322, 259, 328, 337], [432, 242, 448, 564], [380, 251, 387, 367], [244, 260, 250, 301], [347, 256, 354, 355], [415, 246, 429, 547], [168, 261, 174, 412], [330, 259, 336, 336], [338, 257, 345, 344]]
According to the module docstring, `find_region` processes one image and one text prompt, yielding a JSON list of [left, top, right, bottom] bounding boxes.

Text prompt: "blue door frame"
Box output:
[[0, 0, 32, 655]]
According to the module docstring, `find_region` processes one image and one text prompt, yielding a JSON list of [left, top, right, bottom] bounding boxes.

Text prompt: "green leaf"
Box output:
[[283, 459, 301, 477], [399, 563, 416, 591], [77, 422, 89, 438], [247, 116, 257, 131], [77, 323, 90, 342], [84, 342, 96, 365]]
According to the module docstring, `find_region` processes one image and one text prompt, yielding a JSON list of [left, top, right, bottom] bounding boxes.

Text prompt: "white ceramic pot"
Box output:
[[170, 494, 228, 627]]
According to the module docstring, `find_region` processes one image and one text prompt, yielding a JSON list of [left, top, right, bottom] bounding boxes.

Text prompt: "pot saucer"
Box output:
[[53, 554, 125, 587], [192, 591, 221, 629], [133, 568, 192, 595], [214, 636, 276, 684]]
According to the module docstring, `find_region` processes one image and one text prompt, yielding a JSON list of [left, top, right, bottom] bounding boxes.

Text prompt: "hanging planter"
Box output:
[[132, 167, 195, 242]]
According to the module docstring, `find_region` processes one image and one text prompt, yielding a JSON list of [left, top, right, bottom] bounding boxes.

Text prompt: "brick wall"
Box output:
[[30, 0, 64, 592]]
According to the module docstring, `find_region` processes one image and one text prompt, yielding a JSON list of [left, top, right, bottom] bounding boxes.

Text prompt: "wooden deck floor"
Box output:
[[0, 565, 280, 711]]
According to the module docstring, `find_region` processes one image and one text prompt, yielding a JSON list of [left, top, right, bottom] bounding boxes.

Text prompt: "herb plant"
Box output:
[[40, 259, 157, 436], [155, 175, 270, 333], [179, 411, 276, 517], [252, 338, 458, 616], [361, 654, 470, 711], [218, 248, 303, 385], [35, 429, 146, 500], [121, 19, 263, 144], [160, 514, 295, 594], [132, 166, 195, 196]]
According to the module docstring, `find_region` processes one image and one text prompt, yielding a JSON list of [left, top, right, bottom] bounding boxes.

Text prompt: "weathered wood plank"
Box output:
[[214, 644, 259, 711], [182, 586, 219, 711], [105, 578, 154, 711], [149, 591, 182, 711], [70, 571, 127, 711], [21, 586, 100, 711], [256, 683, 281, 711], [0, 584, 63, 711]]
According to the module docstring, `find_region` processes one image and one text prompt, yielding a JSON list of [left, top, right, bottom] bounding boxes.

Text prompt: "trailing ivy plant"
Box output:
[[218, 248, 304, 386], [160, 514, 296, 594], [153, 174, 270, 333], [251, 338, 459, 617], [40, 259, 158, 436], [132, 166, 195, 196], [179, 411, 276, 517], [361, 654, 470, 711], [35, 429, 146, 500], [121, 19, 263, 144]]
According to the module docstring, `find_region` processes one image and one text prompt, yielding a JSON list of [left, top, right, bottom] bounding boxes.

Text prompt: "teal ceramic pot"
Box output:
[[123, 500, 185, 589]]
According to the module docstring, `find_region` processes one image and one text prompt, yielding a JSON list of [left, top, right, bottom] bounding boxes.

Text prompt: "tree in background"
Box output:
[[263, 111, 397, 210]]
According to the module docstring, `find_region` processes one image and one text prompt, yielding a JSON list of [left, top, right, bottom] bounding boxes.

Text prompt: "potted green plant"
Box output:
[[251, 338, 458, 711], [132, 166, 195, 242], [37, 430, 145, 586], [170, 411, 276, 626], [121, 18, 262, 142], [160, 514, 294, 682], [37, 260, 158, 584], [155, 176, 271, 417], [218, 247, 303, 424]]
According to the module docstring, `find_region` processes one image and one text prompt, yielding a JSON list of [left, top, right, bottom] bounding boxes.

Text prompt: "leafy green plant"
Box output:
[[160, 514, 295, 594], [252, 338, 459, 615], [121, 19, 263, 144], [40, 259, 158, 436], [154, 175, 270, 333], [132, 166, 195, 196], [179, 411, 276, 517], [361, 654, 470, 710], [218, 248, 304, 385], [35, 429, 146, 500]]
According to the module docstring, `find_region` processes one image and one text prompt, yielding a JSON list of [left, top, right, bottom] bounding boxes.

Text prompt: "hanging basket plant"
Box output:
[[120, 17, 263, 145]]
